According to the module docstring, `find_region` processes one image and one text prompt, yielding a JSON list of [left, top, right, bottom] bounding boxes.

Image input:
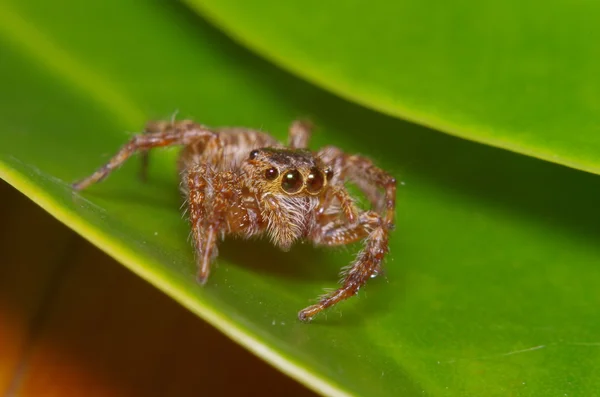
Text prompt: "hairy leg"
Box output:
[[312, 210, 381, 246], [315, 185, 359, 226], [139, 114, 181, 181], [186, 164, 211, 283], [318, 146, 397, 227], [300, 210, 389, 321], [185, 164, 240, 283], [73, 120, 217, 191], [288, 119, 313, 149]]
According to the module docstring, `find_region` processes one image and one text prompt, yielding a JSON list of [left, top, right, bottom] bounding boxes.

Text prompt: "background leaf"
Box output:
[[1, 1, 600, 396], [188, 0, 600, 175]]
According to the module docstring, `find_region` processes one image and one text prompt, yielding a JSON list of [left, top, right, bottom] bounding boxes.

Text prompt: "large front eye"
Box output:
[[306, 167, 325, 194], [281, 169, 303, 193]]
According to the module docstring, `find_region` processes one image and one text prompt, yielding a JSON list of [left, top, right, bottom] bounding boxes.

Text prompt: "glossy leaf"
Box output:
[[1, 2, 600, 396], [189, 0, 600, 176]]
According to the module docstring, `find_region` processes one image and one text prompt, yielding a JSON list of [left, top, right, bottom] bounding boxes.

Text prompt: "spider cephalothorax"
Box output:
[[242, 147, 334, 250], [244, 147, 331, 197], [73, 119, 396, 321]]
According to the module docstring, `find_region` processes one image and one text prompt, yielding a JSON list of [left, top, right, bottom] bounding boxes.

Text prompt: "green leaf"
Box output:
[[188, 0, 600, 176], [2, 2, 600, 396]]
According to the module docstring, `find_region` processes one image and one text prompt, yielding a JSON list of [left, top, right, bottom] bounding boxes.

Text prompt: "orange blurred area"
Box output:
[[0, 180, 314, 397]]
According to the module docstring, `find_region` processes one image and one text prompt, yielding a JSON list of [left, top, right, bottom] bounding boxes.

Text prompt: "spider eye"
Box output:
[[264, 167, 279, 180], [249, 149, 259, 160], [325, 168, 334, 181], [281, 169, 303, 193], [306, 167, 325, 194]]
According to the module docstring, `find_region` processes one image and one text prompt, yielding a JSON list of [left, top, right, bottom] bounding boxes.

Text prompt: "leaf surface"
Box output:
[[189, 0, 600, 175], [1, 2, 600, 396]]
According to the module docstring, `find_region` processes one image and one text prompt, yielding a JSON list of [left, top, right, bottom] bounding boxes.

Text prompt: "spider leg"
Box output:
[[139, 118, 177, 182], [73, 120, 217, 191], [300, 211, 388, 322], [318, 146, 397, 228], [185, 164, 239, 283], [329, 186, 359, 224], [288, 119, 313, 149], [313, 210, 380, 246], [186, 164, 213, 283], [196, 224, 219, 284]]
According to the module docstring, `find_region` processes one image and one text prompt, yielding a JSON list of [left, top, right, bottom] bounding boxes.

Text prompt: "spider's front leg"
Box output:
[[318, 146, 397, 228], [185, 164, 238, 283], [73, 120, 218, 191], [299, 210, 389, 322], [299, 146, 397, 321]]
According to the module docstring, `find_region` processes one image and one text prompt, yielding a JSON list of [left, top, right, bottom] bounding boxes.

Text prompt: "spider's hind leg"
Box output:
[[73, 120, 217, 191], [288, 119, 313, 149]]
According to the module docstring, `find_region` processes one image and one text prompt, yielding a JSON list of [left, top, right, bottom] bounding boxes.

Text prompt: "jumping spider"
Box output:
[[73, 119, 397, 321]]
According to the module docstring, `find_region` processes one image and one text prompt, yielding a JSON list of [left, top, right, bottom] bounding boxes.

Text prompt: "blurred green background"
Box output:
[[1, 1, 600, 396]]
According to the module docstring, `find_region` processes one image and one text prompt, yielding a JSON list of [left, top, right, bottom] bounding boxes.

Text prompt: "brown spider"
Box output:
[[73, 119, 397, 321]]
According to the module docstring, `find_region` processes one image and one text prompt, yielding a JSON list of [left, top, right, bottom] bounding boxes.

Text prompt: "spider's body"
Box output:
[[74, 119, 397, 321]]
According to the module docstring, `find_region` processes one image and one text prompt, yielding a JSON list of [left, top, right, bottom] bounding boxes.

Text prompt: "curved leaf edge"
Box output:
[[0, 164, 350, 397], [187, 1, 600, 178]]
